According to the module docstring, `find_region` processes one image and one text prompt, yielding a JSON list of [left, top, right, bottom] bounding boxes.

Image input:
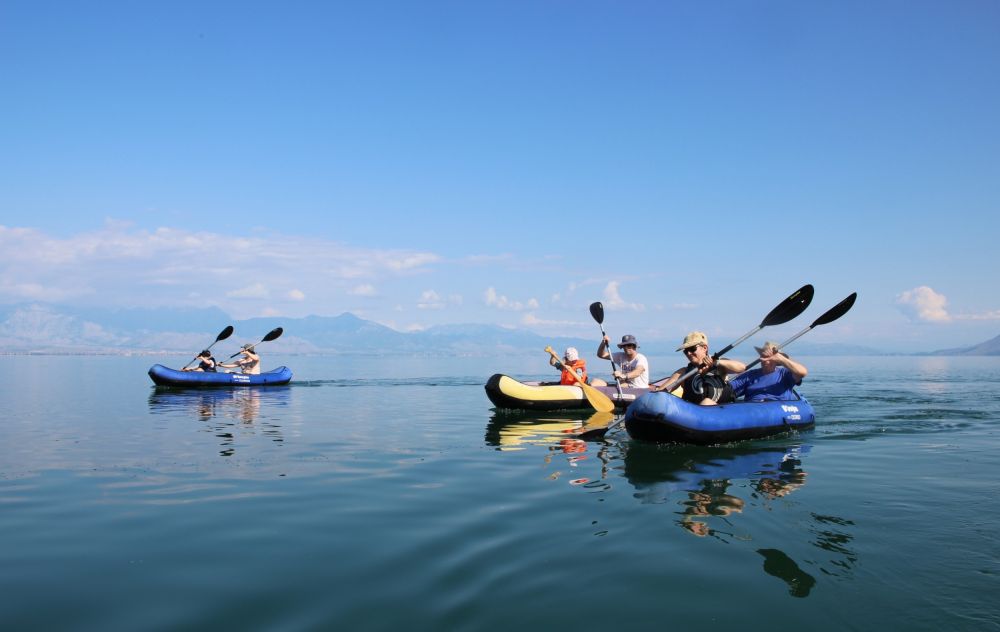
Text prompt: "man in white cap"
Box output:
[[652, 331, 745, 404], [728, 341, 808, 402], [549, 346, 589, 385], [592, 334, 649, 388]]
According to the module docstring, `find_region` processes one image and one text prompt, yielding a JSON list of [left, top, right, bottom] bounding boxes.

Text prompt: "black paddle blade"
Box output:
[[811, 292, 857, 327], [589, 302, 605, 325], [262, 327, 283, 342], [216, 325, 234, 342], [761, 284, 814, 327]]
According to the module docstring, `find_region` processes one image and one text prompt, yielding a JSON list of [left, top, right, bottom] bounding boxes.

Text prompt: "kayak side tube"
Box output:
[[148, 364, 293, 387], [485, 373, 643, 411], [623, 391, 815, 445]]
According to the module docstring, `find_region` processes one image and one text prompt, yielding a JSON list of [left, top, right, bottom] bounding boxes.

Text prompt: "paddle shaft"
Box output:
[[589, 302, 623, 396], [229, 327, 283, 358], [743, 292, 857, 371], [598, 324, 625, 397], [182, 325, 233, 369]]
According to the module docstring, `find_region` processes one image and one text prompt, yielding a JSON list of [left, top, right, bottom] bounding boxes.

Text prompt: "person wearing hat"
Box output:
[[591, 334, 649, 388], [727, 341, 808, 402], [549, 347, 589, 386], [651, 331, 745, 404], [182, 349, 218, 373], [219, 343, 261, 375]]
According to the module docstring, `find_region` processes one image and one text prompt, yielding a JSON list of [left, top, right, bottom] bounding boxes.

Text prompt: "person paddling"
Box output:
[[591, 334, 649, 388], [550, 347, 589, 385], [182, 349, 217, 373], [653, 331, 745, 404], [727, 341, 808, 402], [219, 344, 261, 375]]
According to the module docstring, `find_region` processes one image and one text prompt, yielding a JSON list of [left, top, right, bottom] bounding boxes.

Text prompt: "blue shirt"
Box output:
[[728, 366, 800, 402]]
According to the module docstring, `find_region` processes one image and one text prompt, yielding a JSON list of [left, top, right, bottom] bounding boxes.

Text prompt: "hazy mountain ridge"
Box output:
[[927, 333, 1000, 356], [0, 303, 995, 356]]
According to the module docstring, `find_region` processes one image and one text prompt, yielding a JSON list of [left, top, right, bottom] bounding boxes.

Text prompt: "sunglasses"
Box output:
[[683, 345, 702, 354]]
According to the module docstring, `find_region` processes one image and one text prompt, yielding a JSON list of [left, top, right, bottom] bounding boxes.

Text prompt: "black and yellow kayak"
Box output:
[[485, 373, 649, 411]]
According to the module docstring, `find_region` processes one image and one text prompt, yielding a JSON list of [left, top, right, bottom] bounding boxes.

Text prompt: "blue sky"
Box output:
[[2, 1, 998, 352]]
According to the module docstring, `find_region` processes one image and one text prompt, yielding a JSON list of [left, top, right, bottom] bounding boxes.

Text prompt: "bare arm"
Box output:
[[716, 358, 746, 375], [650, 368, 684, 392], [774, 355, 808, 380]]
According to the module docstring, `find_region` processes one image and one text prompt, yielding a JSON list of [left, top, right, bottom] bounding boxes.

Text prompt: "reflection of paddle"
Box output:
[[545, 346, 615, 413], [229, 327, 283, 358], [578, 284, 814, 440], [182, 325, 234, 369], [743, 292, 857, 371], [566, 410, 615, 437], [589, 301, 624, 398]]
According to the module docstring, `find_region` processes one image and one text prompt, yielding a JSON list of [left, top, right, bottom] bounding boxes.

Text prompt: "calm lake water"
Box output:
[[1, 354, 998, 630]]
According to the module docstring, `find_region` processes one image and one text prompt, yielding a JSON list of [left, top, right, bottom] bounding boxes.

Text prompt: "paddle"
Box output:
[[589, 301, 624, 398], [577, 284, 815, 440], [651, 283, 815, 391], [742, 292, 857, 372], [229, 327, 284, 358], [181, 325, 234, 369], [545, 346, 615, 413]]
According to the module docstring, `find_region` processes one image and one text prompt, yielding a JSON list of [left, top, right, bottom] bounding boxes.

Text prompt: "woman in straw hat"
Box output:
[[652, 331, 746, 405]]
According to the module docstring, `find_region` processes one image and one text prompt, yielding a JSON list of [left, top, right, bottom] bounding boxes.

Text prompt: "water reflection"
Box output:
[[148, 387, 290, 456], [485, 410, 612, 452], [621, 441, 857, 597], [485, 411, 615, 486]]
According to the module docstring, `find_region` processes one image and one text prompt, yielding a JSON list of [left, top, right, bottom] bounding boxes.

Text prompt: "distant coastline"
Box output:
[[2, 303, 997, 357]]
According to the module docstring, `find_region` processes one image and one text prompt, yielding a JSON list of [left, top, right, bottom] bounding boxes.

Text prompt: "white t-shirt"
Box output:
[[611, 351, 649, 388]]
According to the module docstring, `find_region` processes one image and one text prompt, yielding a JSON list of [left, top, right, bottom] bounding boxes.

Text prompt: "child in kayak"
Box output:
[[549, 347, 589, 385]]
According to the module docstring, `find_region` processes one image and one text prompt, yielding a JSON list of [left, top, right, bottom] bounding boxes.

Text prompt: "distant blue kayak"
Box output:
[[148, 364, 293, 387], [623, 391, 815, 445]]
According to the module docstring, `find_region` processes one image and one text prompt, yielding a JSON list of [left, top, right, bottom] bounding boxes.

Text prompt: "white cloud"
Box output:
[[418, 289, 445, 310], [603, 281, 645, 311], [521, 312, 581, 327], [484, 287, 539, 311], [895, 286, 950, 322], [227, 283, 269, 299], [0, 223, 442, 317], [350, 284, 377, 297]]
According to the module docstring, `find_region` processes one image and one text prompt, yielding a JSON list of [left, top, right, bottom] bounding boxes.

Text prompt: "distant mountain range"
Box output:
[[926, 333, 1000, 356], [0, 303, 996, 356]]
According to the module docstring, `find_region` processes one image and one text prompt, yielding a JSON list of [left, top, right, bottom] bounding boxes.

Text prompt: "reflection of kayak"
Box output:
[[485, 373, 646, 411], [147, 364, 293, 387], [624, 441, 811, 502], [623, 391, 815, 445], [485, 410, 612, 450]]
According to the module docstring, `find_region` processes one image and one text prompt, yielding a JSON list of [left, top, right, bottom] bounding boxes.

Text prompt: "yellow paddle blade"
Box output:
[[579, 382, 615, 412]]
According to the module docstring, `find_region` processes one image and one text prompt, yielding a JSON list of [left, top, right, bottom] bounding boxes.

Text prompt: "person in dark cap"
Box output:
[[182, 349, 217, 373], [652, 331, 745, 405], [727, 341, 808, 402], [591, 334, 649, 388]]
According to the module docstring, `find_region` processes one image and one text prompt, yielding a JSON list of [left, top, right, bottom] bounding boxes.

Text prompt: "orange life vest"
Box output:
[[560, 359, 588, 386]]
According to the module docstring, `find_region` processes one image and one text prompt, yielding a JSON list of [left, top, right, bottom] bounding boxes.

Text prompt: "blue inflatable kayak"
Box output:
[[148, 364, 293, 387], [623, 391, 815, 444]]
